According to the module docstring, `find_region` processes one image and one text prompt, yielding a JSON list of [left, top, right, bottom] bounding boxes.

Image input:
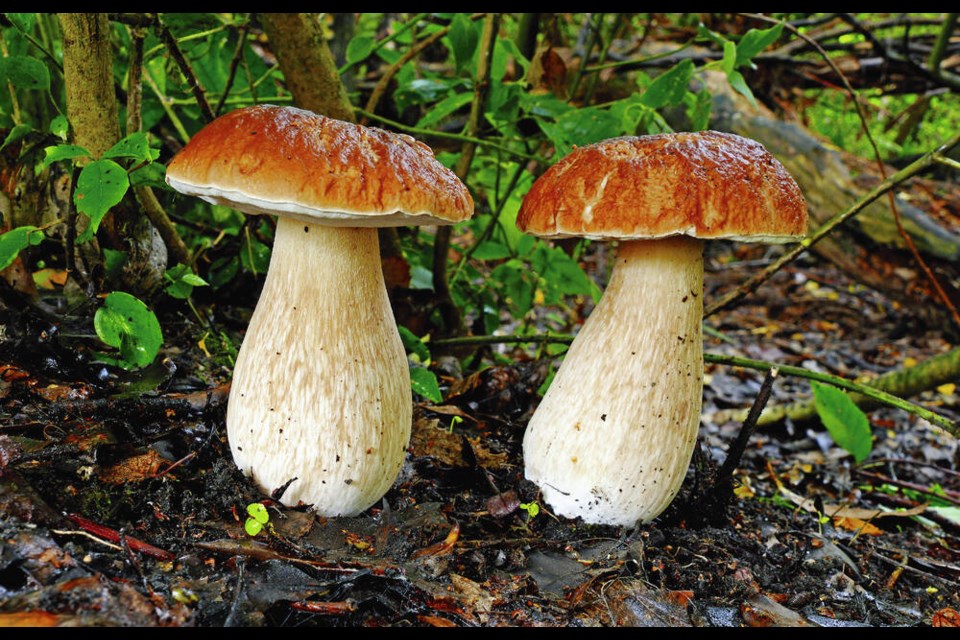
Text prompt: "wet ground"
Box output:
[[1, 243, 959, 627]]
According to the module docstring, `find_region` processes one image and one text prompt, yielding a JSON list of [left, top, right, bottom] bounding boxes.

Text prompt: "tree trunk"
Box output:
[[259, 13, 356, 122], [59, 13, 166, 296]]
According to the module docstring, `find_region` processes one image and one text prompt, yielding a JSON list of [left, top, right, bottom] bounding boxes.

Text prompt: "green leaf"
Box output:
[[346, 34, 376, 65], [726, 69, 758, 109], [74, 159, 129, 241], [721, 40, 737, 75], [50, 114, 69, 141], [240, 233, 271, 275], [447, 13, 479, 74], [94, 291, 163, 370], [5, 13, 36, 32], [246, 502, 269, 524], [639, 59, 695, 109], [103, 132, 153, 163], [1, 124, 34, 152], [410, 366, 442, 403], [164, 263, 208, 299], [416, 92, 473, 129], [811, 381, 873, 463], [244, 518, 263, 537], [102, 248, 128, 281], [0, 55, 50, 91], [129, 161, 167, 189], [471, 241, 512, 261], [0, 225, 44, 270], [43, 144, 92, 167], [684, 88, 713, 131], [735, 22, 784, 69], [399, 326, 431, 365]]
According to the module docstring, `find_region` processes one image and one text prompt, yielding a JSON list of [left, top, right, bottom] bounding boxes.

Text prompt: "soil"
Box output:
[[1, 241, 959, 628]]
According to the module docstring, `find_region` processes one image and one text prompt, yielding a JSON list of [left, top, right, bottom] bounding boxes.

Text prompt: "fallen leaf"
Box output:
[[97, 449, 165, 484], [933, 607, 960, 627], [741, 594, 818, 627]]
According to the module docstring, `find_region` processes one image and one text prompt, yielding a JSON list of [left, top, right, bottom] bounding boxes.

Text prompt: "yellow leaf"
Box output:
[[833, 516, 883, 535], [197, 333, 211, 358], [937, 383, 956, 396], [903, 357, 917, 368]]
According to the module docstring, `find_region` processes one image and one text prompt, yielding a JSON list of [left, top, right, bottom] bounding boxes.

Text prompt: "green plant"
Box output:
[[93, 291, 163, 370], [811, 381, 873, 463], [244, 502, 271, 537], [519, 501, 540, 519]]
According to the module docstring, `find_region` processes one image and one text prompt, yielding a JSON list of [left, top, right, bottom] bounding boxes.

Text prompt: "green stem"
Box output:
[[337, 13, 431, 75], [430, 332, 957, 436], [355, 109, 541, 162]]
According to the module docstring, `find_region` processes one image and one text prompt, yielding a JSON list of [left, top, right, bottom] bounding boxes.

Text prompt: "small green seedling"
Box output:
[[244, 502, 271, 537], [447, 415, 464, 433], [519, 501, 540, 519]]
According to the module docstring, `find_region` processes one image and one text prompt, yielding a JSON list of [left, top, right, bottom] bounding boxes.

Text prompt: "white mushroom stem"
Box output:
[[227, 216, 411, 516], [523, 235, 704, 526]]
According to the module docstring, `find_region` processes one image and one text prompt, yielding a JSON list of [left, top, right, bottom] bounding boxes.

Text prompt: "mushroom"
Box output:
[[516, 131, 807, 526], [165, 105, 473, 516]]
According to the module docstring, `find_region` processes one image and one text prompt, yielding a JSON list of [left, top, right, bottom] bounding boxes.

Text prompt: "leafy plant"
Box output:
[[93, 292, 164, 370], [400, 326, 443, 403], [163, 264, 209, 300], [244, 502, 271, 537], [811, 381, 873, 463]]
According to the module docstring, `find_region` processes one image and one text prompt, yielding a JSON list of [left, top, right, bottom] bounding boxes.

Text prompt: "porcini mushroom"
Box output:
[[165, 105, 473, 516], [517, 131, 807, 526]]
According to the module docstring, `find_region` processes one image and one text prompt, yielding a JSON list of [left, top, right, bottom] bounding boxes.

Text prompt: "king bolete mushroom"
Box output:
[[516, 131, 807, 526], [165, 105, 473, 516]]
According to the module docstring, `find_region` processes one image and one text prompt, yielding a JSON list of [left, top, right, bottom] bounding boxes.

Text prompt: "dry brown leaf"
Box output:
[[832, 516, 883, 535], [97, 449, 165, 484]]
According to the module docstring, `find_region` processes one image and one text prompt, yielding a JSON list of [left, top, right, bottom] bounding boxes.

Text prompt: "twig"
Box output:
[[854, 469, 960, 505], [717, 367, 779, 481], [432, 13, 500, 335], [704, 352, 957, 437], [214, 23, 249, 117], [64, 513, 176, 561], [125, 25, 192, 266], [433, 331, 956, 435], [355, 109, 540, 161], [156, 15, 215, 123], [360, 14, 486, 125]]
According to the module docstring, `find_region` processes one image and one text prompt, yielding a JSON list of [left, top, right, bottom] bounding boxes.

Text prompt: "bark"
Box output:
[[258, 13, 355, 122], [59, 13, 166, 296]]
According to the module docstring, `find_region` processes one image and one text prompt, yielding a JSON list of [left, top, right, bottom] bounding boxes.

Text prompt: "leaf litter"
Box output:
[[1, 240, 960, 627]]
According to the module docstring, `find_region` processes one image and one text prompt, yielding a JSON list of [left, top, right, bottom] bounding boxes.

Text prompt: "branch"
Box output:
[[431, 331, 957, 436], [126, 25, 191, 266], [156, 14, 216, 123], [432, 13, 499, 336], [709, 346, 960, 436], [360, 14, 486, 125]]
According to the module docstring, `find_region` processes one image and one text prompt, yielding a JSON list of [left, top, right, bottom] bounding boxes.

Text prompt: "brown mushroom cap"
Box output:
[[165, 104, 473, 227], [517, 131, 807, 242]]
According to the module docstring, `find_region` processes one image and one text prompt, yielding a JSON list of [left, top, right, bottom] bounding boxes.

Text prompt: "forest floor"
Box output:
[[1, 223, 960, 627]]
